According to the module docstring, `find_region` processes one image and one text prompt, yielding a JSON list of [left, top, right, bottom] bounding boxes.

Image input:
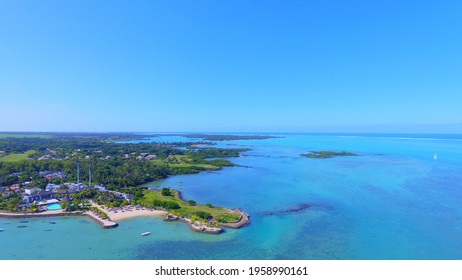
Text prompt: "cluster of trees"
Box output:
[[189, 148, 248, 159], [64, 188, 130, 209], [161, 188, 172, 196], [0, 191, 20, 212], [89, 206, 109, 219], [0, 134, 246, 206], [151, 199, 180, 210], [0, 158, 170, 189], [0, 134, 209, 156], [189, 212, 220, 228], [194, 211, 212, 220]]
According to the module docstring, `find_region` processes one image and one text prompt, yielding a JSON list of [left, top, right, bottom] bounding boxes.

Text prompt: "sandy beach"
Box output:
[[91, 203, 167, 222]]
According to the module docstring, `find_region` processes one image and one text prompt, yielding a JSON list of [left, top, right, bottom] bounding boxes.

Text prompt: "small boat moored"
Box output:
[[0, 228, 4, 232], [141, 232, 151, 236], [17, 225, 27, 228], [19, 220, 29, 223]]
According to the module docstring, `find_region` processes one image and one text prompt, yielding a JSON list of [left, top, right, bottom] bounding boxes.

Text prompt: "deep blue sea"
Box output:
[[1, 133, 462, 260]]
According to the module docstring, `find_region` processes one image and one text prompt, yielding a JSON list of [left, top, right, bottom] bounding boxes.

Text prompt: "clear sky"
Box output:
[[1, 0, 461, 133]]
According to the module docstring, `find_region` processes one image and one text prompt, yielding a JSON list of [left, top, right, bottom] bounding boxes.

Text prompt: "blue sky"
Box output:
[[1, 0, 461, 133]]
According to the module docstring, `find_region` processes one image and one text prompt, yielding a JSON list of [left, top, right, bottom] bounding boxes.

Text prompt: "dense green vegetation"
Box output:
[[140, 189, 240, 224], [301, 151, 359, 158], [0, 191, 20, 212], [161, 187, 172, 196], [0, 134, 245, 190], [0, 133, 254, 215]]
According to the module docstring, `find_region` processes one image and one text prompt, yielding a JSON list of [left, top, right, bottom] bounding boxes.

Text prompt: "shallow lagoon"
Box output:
[[1, 133, 462, 259]]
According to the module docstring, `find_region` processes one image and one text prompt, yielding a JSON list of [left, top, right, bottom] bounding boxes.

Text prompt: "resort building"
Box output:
[[45, 184, 60, 192], [24, 188, 41, 195], [39, 171, 65, 179]]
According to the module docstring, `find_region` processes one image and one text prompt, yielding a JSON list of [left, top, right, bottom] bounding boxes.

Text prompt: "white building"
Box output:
[[95, 185, 106, 191], [45, 183, 60, 191], [24, 188, 40, 195]]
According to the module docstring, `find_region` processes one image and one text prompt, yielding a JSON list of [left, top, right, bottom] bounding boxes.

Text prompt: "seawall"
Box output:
[[0, 211, 118, 229]]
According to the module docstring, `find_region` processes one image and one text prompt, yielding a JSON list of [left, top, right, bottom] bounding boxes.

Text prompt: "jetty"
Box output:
[[84, 210, 118, 229]]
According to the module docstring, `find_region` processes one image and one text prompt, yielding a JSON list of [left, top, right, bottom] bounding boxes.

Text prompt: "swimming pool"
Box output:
[[46, 203, 62, 211]]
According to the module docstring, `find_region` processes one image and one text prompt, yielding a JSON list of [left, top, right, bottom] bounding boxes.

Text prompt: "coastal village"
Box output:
[[0, 168, 137, 229], [1, 170, 131, 212], [0, 164, 249, 234], [0, 134, 251, 234]]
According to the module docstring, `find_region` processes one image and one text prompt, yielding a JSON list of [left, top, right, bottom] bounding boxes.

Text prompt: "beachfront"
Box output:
[[0, 206, 165, 229], [1, 202, 248, 233], [91, 203, 167, 222]]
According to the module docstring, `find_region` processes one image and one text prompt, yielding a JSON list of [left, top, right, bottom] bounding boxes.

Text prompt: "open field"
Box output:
[[0, 150, 36, 162], [151, 155, 221, 170]]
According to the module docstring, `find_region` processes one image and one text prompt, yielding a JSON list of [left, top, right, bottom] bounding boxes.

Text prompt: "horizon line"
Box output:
[[1, 131, 462, 135]]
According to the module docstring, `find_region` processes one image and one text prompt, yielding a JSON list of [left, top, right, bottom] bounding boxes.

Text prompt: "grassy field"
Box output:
[[141, 189, 240, 223], [0, 150, 36, 162], [0, 133, 52, 138], [151, 155, 221, 170]]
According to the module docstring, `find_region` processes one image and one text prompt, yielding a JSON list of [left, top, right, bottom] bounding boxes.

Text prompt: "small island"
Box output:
[[301, 150, 359, 159]]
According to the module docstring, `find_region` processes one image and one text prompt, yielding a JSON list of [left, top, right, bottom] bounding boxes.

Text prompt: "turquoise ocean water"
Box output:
[[1, 133, 462, 259]]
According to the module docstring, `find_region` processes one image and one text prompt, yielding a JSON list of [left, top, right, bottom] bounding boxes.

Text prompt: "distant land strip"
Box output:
[[301, 151, 359, 159], [150, 134, 281, 141]]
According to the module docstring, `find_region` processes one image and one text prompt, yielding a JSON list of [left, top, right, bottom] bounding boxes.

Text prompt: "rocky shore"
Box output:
[[183, 218, 224, 234], [221, 209, 250, 229], [0, 200, 250, 234], [163, 209, 250, 234], [168, 191, 251, 233]]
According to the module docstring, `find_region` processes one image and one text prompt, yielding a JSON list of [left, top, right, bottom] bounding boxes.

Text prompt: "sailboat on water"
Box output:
[[434, 153, 438, 160]]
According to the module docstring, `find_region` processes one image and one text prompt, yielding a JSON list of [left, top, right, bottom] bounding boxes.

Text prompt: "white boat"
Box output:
[[141, 232, 151, 236], [434, 154, 438, 160]]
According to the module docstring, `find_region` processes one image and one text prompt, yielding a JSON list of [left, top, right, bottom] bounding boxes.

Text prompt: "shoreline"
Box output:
[[0, 199, 250, 234], [0, 210, 118, 229], [172, 190, 251, 231], [221, 209, 250, 229], [91, 203, 167, 222]]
